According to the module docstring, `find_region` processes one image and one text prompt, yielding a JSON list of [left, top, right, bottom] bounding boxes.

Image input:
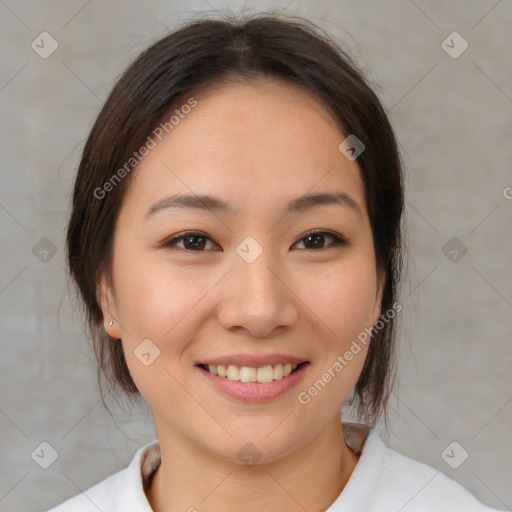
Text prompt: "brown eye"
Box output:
[[181, 235, 207, 250], [162, 231, 220, 251], [293, 230, 348, 250], [162, 229, 348, 252]]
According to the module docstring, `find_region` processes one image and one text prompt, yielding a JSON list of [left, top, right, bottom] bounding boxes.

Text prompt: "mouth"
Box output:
[[196, 360, 310, 402], [197, 361, 308, 383]]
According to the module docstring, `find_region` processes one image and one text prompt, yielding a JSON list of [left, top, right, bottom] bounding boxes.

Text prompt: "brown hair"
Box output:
[[66, 12, 405, 427]]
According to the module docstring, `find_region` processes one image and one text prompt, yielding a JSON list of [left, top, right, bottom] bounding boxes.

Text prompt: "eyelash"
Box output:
[[160, 229, 349, 252]]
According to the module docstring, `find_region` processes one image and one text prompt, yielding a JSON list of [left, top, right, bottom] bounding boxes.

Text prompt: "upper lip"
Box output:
[[197, 354, 308, 367]]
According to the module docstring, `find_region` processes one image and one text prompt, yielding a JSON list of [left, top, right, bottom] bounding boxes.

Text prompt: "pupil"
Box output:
[[185, 236, 205, 250], [305, 234, 324, 249]]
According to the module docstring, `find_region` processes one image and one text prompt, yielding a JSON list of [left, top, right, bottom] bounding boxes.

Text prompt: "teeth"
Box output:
[[257, 365, 274, 383], [240, 366, 257, 382], [226, 365, 240, 380], [205, 363, 300, 382], [273, 364, 284, 380]]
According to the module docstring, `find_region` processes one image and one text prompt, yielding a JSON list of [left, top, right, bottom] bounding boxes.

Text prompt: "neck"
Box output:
[[147, 416, 361, 512]]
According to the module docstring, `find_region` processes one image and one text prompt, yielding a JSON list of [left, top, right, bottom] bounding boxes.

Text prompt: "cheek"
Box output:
[[293, 263, 375, 411], [114, 259, 206, 402], [297, 259, 378, 341], [113, 249, 194, 331]]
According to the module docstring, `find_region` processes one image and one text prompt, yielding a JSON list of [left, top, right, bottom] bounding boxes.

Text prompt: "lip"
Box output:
[[197, 354, 308, 367], [197, 361, 310, 402]]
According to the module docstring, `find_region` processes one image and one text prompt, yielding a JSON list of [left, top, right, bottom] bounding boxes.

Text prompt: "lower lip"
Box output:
[[197, 363, 310, 402]]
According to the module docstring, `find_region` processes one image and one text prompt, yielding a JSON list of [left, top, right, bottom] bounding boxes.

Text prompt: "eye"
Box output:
[[162, 231, 221, 251], [292, 230, 348, 250], [160, 229, 348, 252]]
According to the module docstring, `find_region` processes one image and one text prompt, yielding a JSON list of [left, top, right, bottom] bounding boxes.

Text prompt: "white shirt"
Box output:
[[46, 422, 504, 511]]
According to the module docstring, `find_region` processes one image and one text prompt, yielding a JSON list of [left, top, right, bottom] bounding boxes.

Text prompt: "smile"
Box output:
[[197, 361, 310, 402], [199, 362, 303, 383]]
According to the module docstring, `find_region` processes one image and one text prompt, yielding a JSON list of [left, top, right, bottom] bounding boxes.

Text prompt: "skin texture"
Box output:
[[99, 78, 385, 512]]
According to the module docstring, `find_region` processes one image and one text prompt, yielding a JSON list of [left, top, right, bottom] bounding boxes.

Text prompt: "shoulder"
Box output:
[[44, 470, 123, 512], [372, 432, 504, 511], [44, 440, 159, 512], [337, 424, 505, 512]]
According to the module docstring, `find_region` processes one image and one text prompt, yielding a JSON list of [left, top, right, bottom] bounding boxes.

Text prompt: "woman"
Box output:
[[47, 13, 504, 512]]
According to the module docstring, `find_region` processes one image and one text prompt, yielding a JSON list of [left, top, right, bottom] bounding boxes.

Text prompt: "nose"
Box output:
[[216, 249, 299, 338]]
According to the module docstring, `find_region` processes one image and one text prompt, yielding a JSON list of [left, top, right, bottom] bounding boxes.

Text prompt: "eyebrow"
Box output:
[[144, 191, 363, 220]]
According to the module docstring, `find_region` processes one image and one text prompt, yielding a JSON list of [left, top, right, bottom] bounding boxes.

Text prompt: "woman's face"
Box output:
[[100, 79, 384, 463]]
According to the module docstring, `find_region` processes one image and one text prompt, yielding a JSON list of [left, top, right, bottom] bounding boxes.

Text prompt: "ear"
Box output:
[[371, 267, 386, 326], [97, 273, 122, 339]]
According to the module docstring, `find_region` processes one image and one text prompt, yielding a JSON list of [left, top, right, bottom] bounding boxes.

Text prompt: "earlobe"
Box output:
[[98, 275, 122, 339]]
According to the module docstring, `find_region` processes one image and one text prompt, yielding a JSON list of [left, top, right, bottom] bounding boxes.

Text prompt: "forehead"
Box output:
[[121, 79, 366, 219]]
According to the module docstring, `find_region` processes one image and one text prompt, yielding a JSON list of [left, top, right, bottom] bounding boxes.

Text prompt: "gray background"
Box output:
[[1, 1, 511, 511]]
